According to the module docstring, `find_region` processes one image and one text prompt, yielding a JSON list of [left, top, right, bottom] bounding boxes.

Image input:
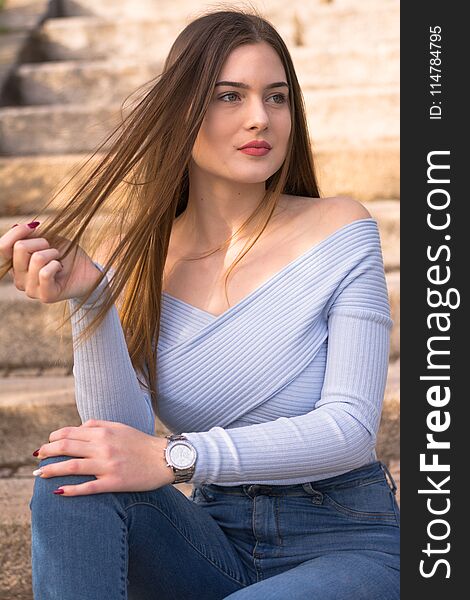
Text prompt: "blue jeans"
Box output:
[[30, 457, 400, 599]]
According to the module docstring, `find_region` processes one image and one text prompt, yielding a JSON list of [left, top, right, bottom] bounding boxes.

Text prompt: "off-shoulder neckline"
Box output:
[[162, 217, 378, 320]]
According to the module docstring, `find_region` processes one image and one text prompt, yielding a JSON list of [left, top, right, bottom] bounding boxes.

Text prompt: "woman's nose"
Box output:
[[246, 106, 269, 129]]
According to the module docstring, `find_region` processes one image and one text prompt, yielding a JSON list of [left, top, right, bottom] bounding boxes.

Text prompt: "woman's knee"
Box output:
[[30, 454, 98, 512]]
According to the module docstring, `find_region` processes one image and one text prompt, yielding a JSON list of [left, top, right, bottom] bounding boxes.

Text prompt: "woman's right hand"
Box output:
[[0, 222, 104, 304]]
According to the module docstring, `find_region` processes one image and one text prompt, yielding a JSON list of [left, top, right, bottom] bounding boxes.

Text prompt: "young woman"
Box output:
[[0, 8, 399, 599]]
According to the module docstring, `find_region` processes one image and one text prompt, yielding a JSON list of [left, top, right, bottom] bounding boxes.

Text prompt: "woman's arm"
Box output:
[[68, 263, 155, 436]]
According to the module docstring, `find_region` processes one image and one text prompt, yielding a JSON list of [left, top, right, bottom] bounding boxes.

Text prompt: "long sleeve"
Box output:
[[181, 235, 394, 485], [68, 262, 155, 435]]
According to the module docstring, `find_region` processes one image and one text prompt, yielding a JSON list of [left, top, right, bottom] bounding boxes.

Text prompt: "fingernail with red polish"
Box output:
[[27, 221, 40, 229], [32, 449, 40, 457], [53, 488, 64, 495]]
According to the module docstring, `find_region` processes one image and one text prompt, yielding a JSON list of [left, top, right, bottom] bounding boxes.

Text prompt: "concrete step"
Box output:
[[0, 0, 50, 30], [15, 58, 164, 106], [305, 86, 399, 143], [316, 139, 399, 203], [57, 0, 399, 20], [60, 0, 175, 19], [30, 6, 398, 62], [0, 139, 399, 216], [0, 31, 32, 102], [32, 16, 180, 62], [0, 280, 73, 369], [0, 103, 121, 156], [0, 31, 32, 65], [295, 44, 399, 90], [0, 86, 398, 156], [294, 3, 399, 50], [0, 1, 51, 106], [14, 43, 399, 106], [0, 477, 34, 600]]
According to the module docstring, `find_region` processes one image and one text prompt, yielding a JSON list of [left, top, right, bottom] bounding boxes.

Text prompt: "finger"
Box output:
[[20, 259, 63, 301], [34, 259, 65, 302], [0, 225, 44, 274], [19, 248, 62, 296], [35, 461, 105, 497], [37, 438, 90, 460], [0, 221, 39, 253], [48, 426, 89, 443], [44, 423, 112, 453], [11, 238, 51, 281], [34, 458, 91, 479], [51, 479, 103, 497]]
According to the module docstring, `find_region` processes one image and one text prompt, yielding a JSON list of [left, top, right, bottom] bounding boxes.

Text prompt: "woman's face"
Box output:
[[191, 42, 292, 185]]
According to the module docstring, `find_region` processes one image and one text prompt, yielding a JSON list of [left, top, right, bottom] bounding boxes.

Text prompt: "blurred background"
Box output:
[[0, 1, 399, 596]]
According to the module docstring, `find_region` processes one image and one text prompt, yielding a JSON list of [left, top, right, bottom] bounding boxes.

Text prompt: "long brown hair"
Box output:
[[0, 4, 321, 416]]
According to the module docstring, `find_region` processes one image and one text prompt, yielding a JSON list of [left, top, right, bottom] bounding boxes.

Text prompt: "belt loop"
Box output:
[[199, 485, 216, 502], [301, 481, 324, 504], [302, 481, 316, 495], [380, 461, 398, 495]]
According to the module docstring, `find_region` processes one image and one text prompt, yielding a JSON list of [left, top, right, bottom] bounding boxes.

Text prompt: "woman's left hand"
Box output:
[[33, 419, 176, 496]]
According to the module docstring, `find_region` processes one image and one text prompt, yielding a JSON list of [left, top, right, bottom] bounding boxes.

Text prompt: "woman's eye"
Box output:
[[219, 93, 287, 104], [219, 92, 240, 102]]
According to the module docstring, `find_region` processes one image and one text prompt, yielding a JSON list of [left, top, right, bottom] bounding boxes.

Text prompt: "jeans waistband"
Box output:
[[203, 461, 398, 496]]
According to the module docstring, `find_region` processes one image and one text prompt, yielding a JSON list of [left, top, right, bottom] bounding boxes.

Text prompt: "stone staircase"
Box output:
[[0, 1, 400, 597]]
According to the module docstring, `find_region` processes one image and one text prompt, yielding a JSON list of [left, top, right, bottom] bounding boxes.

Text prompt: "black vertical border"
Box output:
[[401, 2, 465, 596]]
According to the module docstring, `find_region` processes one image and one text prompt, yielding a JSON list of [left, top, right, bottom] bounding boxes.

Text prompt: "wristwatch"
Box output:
[[164, 434, 197, 484]]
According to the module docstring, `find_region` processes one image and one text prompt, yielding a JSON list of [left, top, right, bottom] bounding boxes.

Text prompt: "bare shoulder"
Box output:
[[316, 196, 372, 224], [282, 195, 371, 235]]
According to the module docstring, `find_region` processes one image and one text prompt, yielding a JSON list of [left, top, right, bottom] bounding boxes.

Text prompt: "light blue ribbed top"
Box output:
[[68, 217, 393, 486]]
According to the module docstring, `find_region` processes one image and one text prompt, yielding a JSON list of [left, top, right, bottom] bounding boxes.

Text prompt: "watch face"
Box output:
[[169, 442, 196, 469]]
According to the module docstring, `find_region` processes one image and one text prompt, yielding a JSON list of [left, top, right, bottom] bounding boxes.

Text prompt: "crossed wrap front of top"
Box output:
[[70, 217, 393, 486]]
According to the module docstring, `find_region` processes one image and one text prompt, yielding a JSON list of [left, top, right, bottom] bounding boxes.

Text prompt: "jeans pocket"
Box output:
[[323, 479, 399, 525]]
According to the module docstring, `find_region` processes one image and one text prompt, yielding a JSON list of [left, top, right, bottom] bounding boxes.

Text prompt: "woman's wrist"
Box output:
[[69, 264, 110, 308], [160, 437, 177, 485]]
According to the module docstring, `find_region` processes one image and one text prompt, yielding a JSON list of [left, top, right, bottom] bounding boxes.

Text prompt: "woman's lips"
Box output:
[[239, 147, 271, 156]]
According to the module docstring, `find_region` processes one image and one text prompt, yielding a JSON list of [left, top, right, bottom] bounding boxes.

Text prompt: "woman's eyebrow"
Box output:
[[215, 81, 289, 90]]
